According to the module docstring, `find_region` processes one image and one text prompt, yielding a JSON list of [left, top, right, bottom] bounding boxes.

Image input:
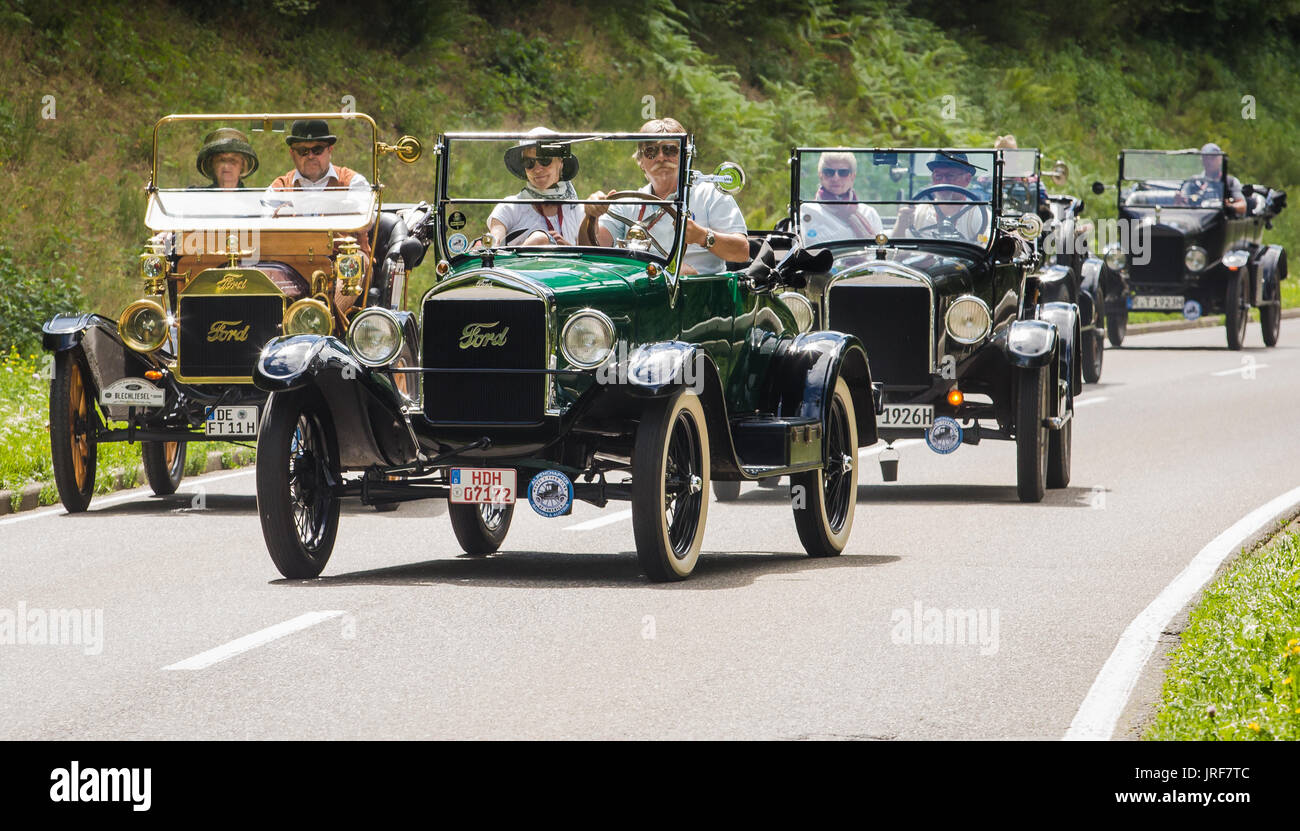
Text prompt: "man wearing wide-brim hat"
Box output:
[[893, 151, 987, 242], [196, 127, 259, 189]]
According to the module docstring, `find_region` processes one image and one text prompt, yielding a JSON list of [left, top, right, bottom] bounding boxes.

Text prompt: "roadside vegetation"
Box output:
[[1, 0, 1297, 499], [1147, 526, 1300, 740]]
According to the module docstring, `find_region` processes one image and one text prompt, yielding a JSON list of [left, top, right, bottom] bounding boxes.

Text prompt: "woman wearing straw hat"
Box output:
[[487, 127, 584, 246], [195, 127, 259, 189]]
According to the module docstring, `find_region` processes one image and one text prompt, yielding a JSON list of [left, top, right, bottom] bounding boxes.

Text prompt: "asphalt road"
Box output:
[[1, 319, 1296, 740]]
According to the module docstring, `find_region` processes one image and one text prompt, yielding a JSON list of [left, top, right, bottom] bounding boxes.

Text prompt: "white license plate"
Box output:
[[1132, 295, 1184, 310], [449, 468, 516, 504], [204, 405, 259, 437], [880, 404, 934, 428]]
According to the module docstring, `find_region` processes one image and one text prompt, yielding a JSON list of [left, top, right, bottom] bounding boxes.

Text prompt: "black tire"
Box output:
[[791, 376, 858, 557], [1225, 271, 1249, 350], [1047, 373, 1072, 490], [712, 480, 741, 502], [448, 502, 514, 554], [1081, 328, 1104, 384], [256, 390, 341, 579], [1261, 278, 1281, 348], [49, 352, 98, 513], [631, 389, 710, 582], [372, 501, 400, 512], [1106, 306, 1127, 348], [1016, 364, 1048, 503], [142, 441, 186, 496]]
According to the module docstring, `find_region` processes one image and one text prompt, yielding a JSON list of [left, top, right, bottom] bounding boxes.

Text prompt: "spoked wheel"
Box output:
[[256, 390, 341, 578], [1106, 306, 1128, 348], [49, 351, 99, 512], [1260, 278, 1281, 348], [1081, 328, 1104, 384], [1225, 271, 1249, 350], [1046, 370, 1072, 489], [142, 441, 186, 496], [631, 389, 710, 582], [448, 501, 514, 554], [712, 481, 741, 502], [791, 376, 858, 556], [1016, 364, 1049, 503]]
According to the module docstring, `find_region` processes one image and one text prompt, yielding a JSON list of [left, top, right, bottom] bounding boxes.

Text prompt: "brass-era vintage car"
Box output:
[[42, 113, 425, 511]]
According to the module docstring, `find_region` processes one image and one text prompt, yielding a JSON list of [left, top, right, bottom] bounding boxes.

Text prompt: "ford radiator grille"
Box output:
[[178, 295, 282, 380], [829, 283, 932, 387]]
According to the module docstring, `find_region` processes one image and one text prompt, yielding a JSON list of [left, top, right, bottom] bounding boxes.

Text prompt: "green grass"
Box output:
[[1146, 527, 1300, 740]]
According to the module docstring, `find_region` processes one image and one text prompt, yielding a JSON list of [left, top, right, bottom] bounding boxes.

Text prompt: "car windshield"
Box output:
[[1000, 148, 1040, 217], [792, 149, 996, 248], [145, 114, 379, 232], [439, 132, 689, 266], [1120, 149, 1226, 210]]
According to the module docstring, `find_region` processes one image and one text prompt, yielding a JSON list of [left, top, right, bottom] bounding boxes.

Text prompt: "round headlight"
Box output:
[[779, 292, 815, 333], [337, 253, 363, 280], [283, 299, 333, 336], [140, 254, 167, 279], [561, 310, 615, 369], [348, 308, 403, 367], [945, 295, 992, 345], [1103, 244, 1127, 272], [1184, 246, 1208, 272], [118, 299, 168, 352]]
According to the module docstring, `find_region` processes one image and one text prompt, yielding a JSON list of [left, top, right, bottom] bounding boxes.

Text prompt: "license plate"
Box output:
[[1131, 295, 1183, 310], [204, 405, 259, 437], [449, 468, 516, 504], [880, 404, 934, 428]]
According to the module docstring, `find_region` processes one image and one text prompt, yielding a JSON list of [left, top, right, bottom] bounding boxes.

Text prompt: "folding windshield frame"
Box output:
[[435, 131, 692, 276], [1116, 148, 1230, 212], [999, 147, 1041, 218], [790, 146, 1002, 250]]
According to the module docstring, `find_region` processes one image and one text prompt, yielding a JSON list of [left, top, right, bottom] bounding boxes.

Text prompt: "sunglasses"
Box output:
[[292, 144, 329, 157], [523, 156, 556, 170], [639, 143, 680, 160], [821, 168, 853, 177]]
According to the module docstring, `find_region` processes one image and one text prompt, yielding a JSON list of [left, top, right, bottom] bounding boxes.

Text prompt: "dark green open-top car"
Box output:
[[252, 131, 880, 581]]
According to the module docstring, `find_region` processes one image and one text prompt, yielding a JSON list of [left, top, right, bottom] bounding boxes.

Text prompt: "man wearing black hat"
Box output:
[[269, 119, 369, 193], [1178, 142, 1245, 216], [893, 152, 986, 241]]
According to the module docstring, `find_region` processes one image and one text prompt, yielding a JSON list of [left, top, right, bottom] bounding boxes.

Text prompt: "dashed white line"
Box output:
[[1065, 484, 1300, 741], [1074, 396, 1109, 408], [1211, 363, 1269, 377], [163, 610, 346, 671], [564, 508, 633, 531], [0, 468, 255, 527]]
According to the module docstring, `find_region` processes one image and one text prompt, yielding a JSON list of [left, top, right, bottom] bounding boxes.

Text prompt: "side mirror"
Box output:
[[1016, 213, 1043, 241], [1091, 181, 1106, 195], [1049, 160, 1069, 187], [714, 162, 746, 194], [380, 135, 423, 164]]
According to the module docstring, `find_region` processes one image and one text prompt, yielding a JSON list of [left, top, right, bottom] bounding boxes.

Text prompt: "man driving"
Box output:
[[1178, 142, 1246, 216], [892, 152, 987, 242]]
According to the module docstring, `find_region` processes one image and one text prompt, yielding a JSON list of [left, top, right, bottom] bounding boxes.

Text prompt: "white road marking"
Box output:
[[0, 468, 255, 527], [1211, 363, 1269, 377], [1065, 484, 1300, 741], [163, 610, 346, 671], [564, 508, 633, 531], [1074, 396, 1109, 408]]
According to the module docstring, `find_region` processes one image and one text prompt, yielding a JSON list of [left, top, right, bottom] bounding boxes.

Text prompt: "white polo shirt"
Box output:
[[600, 182, 747, 273], [488, 196, 585, 243]]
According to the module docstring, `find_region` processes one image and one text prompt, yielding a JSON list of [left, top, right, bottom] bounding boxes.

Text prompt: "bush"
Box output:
[[0, 242, 83, 355]]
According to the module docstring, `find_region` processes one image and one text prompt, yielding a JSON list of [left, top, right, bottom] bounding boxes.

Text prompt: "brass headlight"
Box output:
[[283, 298, 333, 336], [335, 252, 364, 295], [118, 299, 169, 353], [139, 252, 168, 295]]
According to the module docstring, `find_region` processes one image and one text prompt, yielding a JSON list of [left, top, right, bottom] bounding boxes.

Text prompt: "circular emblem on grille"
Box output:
[[527, 470, 573, 518], [925, 416, 963, 455], [447, 232, 469, 254], [1182, 299, 1202, 321]]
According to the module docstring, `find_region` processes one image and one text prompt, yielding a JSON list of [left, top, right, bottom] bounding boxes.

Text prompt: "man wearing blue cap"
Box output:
[[893, 151, 986, 241], [1179, 142, 1245, 216]]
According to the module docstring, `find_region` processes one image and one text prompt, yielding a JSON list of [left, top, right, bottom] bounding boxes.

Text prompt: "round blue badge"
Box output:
[[1182, 299, 1202, 321], [527, 470, 573, 518], [447, 232, 469, 255], [925, 416, 963, 455]]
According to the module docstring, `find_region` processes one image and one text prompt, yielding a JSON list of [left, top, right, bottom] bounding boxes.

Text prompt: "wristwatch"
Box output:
[[704, 229, 716, 249]]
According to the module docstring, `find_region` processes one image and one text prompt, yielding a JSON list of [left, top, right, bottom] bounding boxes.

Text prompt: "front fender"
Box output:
[[1078, 257, 1104, 326], [622, 341, 705, 398], [1041, 302, 1081, 398], [42, 313, 115, 353], [771, 331, 877, 446], [1000, 319, 1058, 370], [1035, 264, 1075, 306]]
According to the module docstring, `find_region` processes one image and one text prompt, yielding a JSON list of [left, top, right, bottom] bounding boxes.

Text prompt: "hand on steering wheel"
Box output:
[[908, 184, 989, 239], [577, 190, 680, 255]]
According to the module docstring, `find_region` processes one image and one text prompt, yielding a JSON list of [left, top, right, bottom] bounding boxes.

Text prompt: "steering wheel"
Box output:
[[578, 190, 681, 256], [905, 184, 990, 240]]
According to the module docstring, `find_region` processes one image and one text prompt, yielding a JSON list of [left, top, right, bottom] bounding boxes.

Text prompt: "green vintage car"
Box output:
[[252, 130, 880, 581]]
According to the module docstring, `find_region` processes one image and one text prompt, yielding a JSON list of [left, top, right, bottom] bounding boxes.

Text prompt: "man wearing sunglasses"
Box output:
[[799, 150, 883, 244], [584, 117, 748, 274], [268, 119, 370, 194]]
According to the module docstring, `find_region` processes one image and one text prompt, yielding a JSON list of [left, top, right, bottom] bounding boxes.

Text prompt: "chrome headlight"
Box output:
[[1184, 246, 1208, 272], [1103, 244, 1127, 272], [945, 295, 992, 345], [561, 310, 615, 369], [347, 308, 403, 367], [1222, 249, 1250, 269], [283, 299, 333, 336], [118, 299, 168, 353], [779, 292, 815, 333]]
